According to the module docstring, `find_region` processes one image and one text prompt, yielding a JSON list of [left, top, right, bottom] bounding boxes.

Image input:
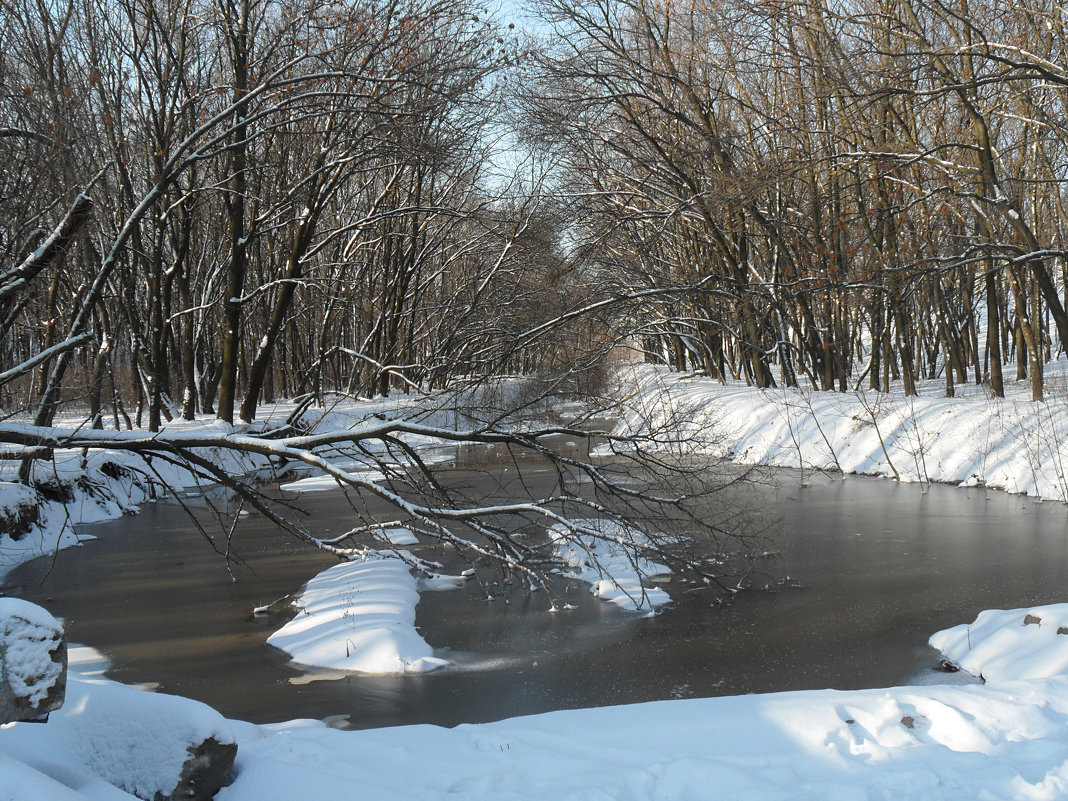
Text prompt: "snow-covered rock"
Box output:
[[930, 603, 1068, 683], [0, 598, 66, 722], [0, 671, 236, 801]]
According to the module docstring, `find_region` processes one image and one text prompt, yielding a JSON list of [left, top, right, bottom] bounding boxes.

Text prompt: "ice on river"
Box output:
[[550, 520, 671, 614], [278, 465, 387, 494], [267, 515, 674, 679]]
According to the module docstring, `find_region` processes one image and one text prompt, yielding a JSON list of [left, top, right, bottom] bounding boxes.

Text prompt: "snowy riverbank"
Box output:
[[0, 390, 477, 584], [6, 602, 1068, 800], [0, 417, 275, 584], [7, 370, 1068, 798], [611, 362, 1068, 502]]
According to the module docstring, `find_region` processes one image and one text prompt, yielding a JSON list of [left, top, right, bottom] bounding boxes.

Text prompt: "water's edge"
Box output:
[[5, 468, 1064, 728]]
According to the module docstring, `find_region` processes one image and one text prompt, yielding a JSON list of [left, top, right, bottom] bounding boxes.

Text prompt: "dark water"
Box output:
[[5, 467, 1068, 729]]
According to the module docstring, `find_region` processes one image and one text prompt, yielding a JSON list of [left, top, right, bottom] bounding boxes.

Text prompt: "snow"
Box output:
[[0, 646, 233, 801], [13, 372, 1068, 798], [608, 363, 1068, 502], [267, 515, 671, 678], [372, 527, 420, 546], [266, 553, 451, 674], [278, 467, 386, 494], [0, 596, 62, 634], [930, 604, 1068, 683], [549, 520, 671, 614], [214, 671, 1068, 801], [0, 598, 64, 706]]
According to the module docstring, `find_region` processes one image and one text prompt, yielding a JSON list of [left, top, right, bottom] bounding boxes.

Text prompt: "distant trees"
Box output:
[[30, 0, 1068, 589], [7, 0, 1068, 470], [0, 0, 576, 434], [11, 0, 1068, 440], [526, 0, 1068, 399], [0, 0, 806, 600]]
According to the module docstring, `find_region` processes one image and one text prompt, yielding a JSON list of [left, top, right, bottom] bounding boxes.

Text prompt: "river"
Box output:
[[4, 463, 1068, 729]]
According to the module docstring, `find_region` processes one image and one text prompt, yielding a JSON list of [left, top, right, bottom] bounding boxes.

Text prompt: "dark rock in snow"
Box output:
[[161, 736, 238, 801], [936, 658, 960, 673]]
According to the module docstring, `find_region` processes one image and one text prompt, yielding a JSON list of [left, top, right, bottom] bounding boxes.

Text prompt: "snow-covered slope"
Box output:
[[610, 363, 1068, 501]]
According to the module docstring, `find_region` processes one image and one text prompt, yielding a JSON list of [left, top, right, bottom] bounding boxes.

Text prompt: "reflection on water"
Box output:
[[5, 467, 1068, 729]]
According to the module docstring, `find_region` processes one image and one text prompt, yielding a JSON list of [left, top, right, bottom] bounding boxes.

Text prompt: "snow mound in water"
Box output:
[[267, 553, 450, 674]]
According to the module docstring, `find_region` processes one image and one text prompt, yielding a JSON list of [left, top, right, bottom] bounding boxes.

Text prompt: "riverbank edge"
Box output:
[[6, 373, 1068, 798], [0, 418, 276, 586], [8, 362, 1068, 583], [609, 363, 1068, 503]]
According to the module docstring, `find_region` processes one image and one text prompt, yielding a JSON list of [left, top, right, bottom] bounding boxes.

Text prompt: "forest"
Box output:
[[2, 0, 1067, 439]]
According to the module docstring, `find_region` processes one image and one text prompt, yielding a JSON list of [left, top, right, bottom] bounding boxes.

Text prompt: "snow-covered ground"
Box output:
[[1, 644, 236, 801], [7, 603, 1068, 800], [8, 367, 1068, 799], [610, 362, 1068, 502]]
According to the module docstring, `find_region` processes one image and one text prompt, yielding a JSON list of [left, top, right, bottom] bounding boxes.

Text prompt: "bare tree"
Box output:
[[0, 0, 773, 599]]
